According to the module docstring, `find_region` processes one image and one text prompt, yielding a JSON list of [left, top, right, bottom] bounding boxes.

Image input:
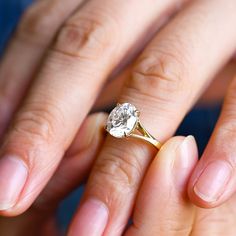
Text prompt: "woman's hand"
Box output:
[[1, 0, 236, 226], [69, 135, 236, 236], [0, 113, 107, 236], [2, 115, 236, 236]]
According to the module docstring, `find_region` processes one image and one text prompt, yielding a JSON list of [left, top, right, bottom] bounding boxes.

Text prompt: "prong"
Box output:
[[104, 124, 108, 131], [116, 103, 121, 107], [135, 110, 140, 117]]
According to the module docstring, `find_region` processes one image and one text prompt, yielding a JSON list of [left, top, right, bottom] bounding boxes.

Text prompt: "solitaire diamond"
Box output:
[[106, 103, 139, 138]]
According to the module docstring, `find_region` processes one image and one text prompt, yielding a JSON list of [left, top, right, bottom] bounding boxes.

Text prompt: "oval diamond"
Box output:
[[106, 103, 138, 138]]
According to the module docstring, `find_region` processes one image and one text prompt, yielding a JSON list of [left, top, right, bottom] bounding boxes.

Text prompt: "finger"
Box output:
[[72, 0, 236, 235], [0, 0, 181, 216], [191, 195, 236, 236], [188, 73, 236, 208], [33, 112, 107, 210], [93, 67, 129, 111], [0, 112, 107, 215], [199, 60, 236, 105], [0, 0, 84, 136], [93, 12, 173, 111], [68, 136, 198, 236], [0, 113, 107, 235], [124, 136, 198, 236], [94, 53, 236, 112]]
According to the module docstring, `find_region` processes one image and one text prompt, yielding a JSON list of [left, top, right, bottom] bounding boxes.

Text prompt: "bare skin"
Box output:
[[1, 113, 236, 236], [1, 1, 236, 235]]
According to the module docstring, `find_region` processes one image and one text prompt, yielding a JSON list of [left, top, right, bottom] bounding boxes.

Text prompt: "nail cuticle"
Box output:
[[193, 160, 233, 203]]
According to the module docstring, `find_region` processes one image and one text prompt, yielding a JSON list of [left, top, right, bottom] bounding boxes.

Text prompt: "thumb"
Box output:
[[125, 136, 198, 236]]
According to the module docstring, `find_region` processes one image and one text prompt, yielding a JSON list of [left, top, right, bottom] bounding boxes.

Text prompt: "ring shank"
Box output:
[[129, 120, 162, 149]]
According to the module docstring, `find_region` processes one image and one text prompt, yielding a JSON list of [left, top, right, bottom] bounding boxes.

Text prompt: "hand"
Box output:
[[0, 0, 236, 223], [0, 113, 107, 236], [3, 117, 235, 236], [69, 135, 236, 236]]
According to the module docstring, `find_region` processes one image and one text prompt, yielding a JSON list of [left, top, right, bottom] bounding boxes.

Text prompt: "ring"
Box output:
[[105, 103, 162, 149]]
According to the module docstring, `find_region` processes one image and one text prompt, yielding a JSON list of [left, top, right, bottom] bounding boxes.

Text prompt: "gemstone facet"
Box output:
[[106, 103, 139, 138]]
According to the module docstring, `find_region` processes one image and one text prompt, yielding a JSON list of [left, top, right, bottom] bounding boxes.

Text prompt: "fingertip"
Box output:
[[151, 135, 199, 192], [127, 136, 198, 235], [156, 135, 198, 167], [66, 112, 108, 156], [188, 159, 234, 209], [68, 198, 109, 236], [187, 146, 234, 208]]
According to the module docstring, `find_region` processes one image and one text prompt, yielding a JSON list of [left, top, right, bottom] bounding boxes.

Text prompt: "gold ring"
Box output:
[[105, 103, 162, 149]]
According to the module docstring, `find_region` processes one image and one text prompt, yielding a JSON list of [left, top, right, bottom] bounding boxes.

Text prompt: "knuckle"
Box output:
[[17, 1, 56, 42], [93, 146, 143, 191], [53, 17, 114, 60], [10, 101, 64, 145], [121, 31, 194, 107], [130, 49, 188, 97]]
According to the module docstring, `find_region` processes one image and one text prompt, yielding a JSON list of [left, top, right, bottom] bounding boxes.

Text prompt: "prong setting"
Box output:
[[105, 103, 162, 149], [105, 103, 138, 138], [104, 124, 108, 131], [135, 110, 140, 117]]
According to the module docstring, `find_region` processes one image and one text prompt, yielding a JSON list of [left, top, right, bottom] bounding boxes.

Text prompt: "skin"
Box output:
[[0, 113, 108, 236], [0, 0, 236, 234], [1, 113, 236, 236]]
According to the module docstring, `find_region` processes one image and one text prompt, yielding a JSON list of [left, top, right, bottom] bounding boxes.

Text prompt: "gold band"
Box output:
[[128, 120, 162, 150], [105, 103, 162, 150]]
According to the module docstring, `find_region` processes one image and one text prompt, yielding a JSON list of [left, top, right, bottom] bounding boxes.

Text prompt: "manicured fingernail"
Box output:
[[69, 198, 109, 236], [0, 156, 28, 210], [194, 160, 232, 202], [173, 135, 197, 187]]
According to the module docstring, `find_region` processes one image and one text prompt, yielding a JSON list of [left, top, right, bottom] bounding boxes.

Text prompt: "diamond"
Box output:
[[106, 103, 139, 138]]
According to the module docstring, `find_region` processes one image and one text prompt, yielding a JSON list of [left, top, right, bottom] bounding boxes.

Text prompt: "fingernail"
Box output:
[[194, 160, 232, 202], [68, 113, 106, 156], [173, 135, 197, 187], [176, 135, 197, 169], [0, 156, 28, 210], [69, 198, 109, 236]]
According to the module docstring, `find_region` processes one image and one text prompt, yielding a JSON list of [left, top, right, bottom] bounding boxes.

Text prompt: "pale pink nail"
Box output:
[[174, 135, 198, 188], [194, 160, 232, 202], [69, 198, 109, 236], [0, 156, 28, 210]]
